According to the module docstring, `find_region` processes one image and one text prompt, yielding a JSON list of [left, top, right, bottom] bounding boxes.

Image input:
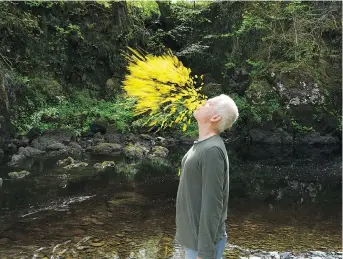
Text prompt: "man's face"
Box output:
[[193, 98, 218, 123]]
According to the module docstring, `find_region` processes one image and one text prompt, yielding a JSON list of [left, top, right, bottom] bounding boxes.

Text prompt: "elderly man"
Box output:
[[176, 94, 239, 259]]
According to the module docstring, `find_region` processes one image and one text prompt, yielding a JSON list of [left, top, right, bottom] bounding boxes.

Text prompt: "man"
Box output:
[[175, 94, 239, 259]]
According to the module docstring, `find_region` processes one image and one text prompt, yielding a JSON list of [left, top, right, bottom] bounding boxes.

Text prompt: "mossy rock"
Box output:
[[91, 143, 122, 155], [123, 143, 149, 160], [8, 170, 30, 179]]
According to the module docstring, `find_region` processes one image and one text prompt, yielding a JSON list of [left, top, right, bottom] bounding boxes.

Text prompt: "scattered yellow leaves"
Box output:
[[122, 47, 207, 132]]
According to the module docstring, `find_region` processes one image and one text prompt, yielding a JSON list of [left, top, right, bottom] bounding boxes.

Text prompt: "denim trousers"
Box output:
[[184, 233, 227, 259]]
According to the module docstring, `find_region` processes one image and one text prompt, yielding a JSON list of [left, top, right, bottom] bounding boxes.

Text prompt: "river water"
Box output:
[[0, 144, 341, 258]]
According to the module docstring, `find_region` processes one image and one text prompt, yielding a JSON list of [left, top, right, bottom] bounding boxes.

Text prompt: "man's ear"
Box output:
[[210, 114, 221, 122]]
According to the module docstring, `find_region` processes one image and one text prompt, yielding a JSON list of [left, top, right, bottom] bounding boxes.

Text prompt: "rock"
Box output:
[[94, 161, 115, 171], [93, 132, 105, 145], [123, 143, 149, 159], [7, 143, 17, 154], [57, 156, 75, 166], [140, 134, 154, 141], [18, 137, 29, 147], [27, 127, 41, 143], [104, 133, 122, 143], [7, 153, 26, 166], [250, 128, 293, 145], [0, 177, 3, 188], [155, 136, 177, 147], [31, 129, 75, 151], [91, 143, 122, 155], [47, 143, 66, 151], [150, 146, 169, 158], [269, 251, 280, 259], [67, 142, 83, 156], [90, 122, 106, 135], [8, 170, 30, 179], [48, 149, 68, 156], [90, 242, 105, 247], [310, 251, 327, 257], [18, 147, 46, 157], [0, 237, 10, 245], [280, 252, 292, 259], [63, 162, 88, 169]]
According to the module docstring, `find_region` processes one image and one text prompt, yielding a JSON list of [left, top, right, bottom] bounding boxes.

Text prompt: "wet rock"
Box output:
[[93, 132, 105, 145], [48, 149, 68, 156], [31, 128, 75, 151], [47, 143, 66, 151], [94, 161, 115, 171], [7, 153, 26, 166], [150, 146, 169, 158], [280, 252, 292, 259], [123, 143, 149, 159], [309, 251, 327, 257], [104, 132, 122, 143], [18, 137, 29, 147], [7, 143, 17, 154], [57, 156, 75, 166], [67, 142, 83, 157], [155, 136, 177, 147], [8, 170, 30, 179], [0, 177, 3, 188], [91, 143, 122, 155], [64, 162, 88, 170], [91, 242, 105, 247], [19, 146, 46, 157], [27, 127, 41, 143]]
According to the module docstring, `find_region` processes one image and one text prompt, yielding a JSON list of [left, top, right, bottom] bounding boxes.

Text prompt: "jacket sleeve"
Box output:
[[197, 147, 225, 259]]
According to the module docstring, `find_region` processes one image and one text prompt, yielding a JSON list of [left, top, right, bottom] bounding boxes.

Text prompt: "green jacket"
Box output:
[[176, 135, 229, 259]]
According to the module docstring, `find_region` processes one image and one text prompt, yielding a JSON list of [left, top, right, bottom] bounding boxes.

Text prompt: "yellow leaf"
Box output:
[[182, 124, 187, 131]]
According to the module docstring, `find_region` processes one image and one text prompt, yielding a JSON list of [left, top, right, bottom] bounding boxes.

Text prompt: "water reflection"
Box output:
[[0, 145, 341, 258]]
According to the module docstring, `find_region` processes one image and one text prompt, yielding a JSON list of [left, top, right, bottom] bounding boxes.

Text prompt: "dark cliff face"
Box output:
[[0, 62, 13, 150]]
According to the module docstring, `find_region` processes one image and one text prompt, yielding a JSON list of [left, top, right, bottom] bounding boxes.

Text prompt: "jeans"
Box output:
[[184, 233, 227, 259]]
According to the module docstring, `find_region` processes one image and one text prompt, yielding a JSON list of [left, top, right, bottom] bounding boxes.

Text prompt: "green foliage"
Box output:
[[55, 24, 84, 40], [15, 92, 136, 135], [291, 119, 315, 133]]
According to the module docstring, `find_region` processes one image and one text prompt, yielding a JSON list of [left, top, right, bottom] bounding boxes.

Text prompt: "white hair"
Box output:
[[212, 94, 239, 132]]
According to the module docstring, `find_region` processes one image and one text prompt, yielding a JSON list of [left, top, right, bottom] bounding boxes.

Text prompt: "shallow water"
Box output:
[[0, 145, 341, 258]]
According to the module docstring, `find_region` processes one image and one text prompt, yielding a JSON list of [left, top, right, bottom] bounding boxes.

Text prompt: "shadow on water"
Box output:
[[0, 144, 341, 258]]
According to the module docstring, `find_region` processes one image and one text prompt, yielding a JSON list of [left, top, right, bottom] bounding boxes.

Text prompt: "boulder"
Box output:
[[7, 153, 26, 166], [94, 161, 115, 171], [57, 156, 75, 166], [91, 143, 122, 155], [18, 147, 46, 157], [150, 146, 169, 158], [27, 127, 42, 143], [63, 162, 88, 169], [31, 129, 75, 151], [123, 143, 149, 160], [47, 143, 66, 151], [8, 170, 30, 179], [67, 142, 83, 157]]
